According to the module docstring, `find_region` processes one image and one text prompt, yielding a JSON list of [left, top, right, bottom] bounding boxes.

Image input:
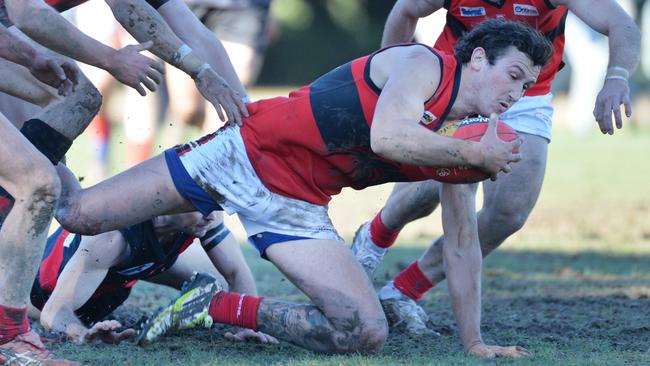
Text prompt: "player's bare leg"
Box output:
[[140, 239, 388, 354], [0, 114, 77, 364], [55, 154, 194, 235]]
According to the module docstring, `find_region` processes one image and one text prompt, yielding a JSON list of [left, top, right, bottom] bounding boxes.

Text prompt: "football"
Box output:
[[420, 116, 519, 184]]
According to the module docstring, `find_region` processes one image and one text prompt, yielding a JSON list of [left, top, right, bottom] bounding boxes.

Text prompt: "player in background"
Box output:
[[30, 164, 276, 345], [52, 20, 549, 356], [349, 0, 641, 344], [0, 27, 81, 365]]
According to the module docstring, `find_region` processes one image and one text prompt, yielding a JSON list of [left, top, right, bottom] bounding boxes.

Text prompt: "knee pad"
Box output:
[[20, 119, 72, 165]]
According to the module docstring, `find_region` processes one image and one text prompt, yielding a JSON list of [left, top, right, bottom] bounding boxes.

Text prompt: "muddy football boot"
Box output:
[[0, 330, 80, 366], [381, 297, 439, 336], [137, 272, 221, 346], [351, 222, 387, 276]]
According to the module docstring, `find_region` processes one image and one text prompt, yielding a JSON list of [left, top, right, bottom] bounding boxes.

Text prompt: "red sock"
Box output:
[[0, 305, 29, 345], [369, 210, 401, 248], [393, 261, 434, 301], [208, 292, 264, 330]]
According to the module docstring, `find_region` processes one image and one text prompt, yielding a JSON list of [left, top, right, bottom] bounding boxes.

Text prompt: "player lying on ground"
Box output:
[[51, 19, 551, 355], [30, 167, 275, 344], [29, 165, 273, 344], [349, 0, 641, 349]]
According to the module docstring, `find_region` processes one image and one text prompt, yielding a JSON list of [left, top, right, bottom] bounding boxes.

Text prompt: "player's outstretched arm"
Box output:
[[5, 0, 163, 96], [0, 25, 79, 95], [382, 0, 444, 47], [39, 231, 134, 344], [441, 183, 530, 358], [370, 47, 520, 175], [558, 0, 640, 134], [107, 0, 248, 124]]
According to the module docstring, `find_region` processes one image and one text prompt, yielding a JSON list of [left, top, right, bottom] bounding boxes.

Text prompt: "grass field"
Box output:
[[48, 94, 650, 365]]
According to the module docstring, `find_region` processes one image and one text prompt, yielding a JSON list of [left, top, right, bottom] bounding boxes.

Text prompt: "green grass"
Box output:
[[51, 94, 650, 365]]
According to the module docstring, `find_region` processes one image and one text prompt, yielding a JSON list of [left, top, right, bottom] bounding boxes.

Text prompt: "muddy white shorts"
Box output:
[[164, 125, 344, 257]]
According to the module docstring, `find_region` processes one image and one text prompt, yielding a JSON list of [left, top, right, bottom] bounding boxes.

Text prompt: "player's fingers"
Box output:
[[146, 68, 163, 85], [224, 98, 241, 125], [612, 102, 623, 131], [220, 97, 235, 124], [133, 83, 147, 97], [486, 113, 499, 136], [509, 137, 523, 152], [58, 80, 73, 96], [114, 329, 136, 343], [134, 40, 154, 52], [623, 96, 632, 119], [149, 60, 165, 76], [494, 346, 531, 357], [262, 333, 279, 344], [47, 59, 67, 81], [236, 96, 249, 118], [501, 164, 512, 174], [213, 100, 226, 122], [141, 76, 158, 92]]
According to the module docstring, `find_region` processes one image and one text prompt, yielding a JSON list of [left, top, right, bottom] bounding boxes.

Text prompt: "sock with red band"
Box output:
[[369, 210, 401, 249], [0, 305, 29, 345], [393, 261, 434, 301], [208, 292, 264, 330]]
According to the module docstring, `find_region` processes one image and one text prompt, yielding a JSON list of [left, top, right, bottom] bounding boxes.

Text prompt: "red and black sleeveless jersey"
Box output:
[[240, 44, 461, 206], [435, 0, 567, 95], [31, 222, 195, 311]]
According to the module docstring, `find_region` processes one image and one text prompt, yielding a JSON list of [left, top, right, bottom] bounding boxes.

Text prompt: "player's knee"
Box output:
[[355, 318, 388, 354], [328, 311, 388, 354], [484, 202, 530, 236], [55, 194, 101, 235], [29, 167, 61, 205]]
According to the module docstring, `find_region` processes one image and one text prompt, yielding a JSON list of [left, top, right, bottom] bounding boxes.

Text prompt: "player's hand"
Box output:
[[194, 67, 249, 126], [79, 320, 136, 344], [593, 78, 632, 135], [477, 113, 522, 180], [224, 329, 279, 344], [107, 41, 164, 96], [467, 343, 531, 358], [28, 53, 81, 96]]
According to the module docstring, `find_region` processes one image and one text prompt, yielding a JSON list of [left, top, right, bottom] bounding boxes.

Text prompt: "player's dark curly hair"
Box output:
[[454, 19, 553, 67]]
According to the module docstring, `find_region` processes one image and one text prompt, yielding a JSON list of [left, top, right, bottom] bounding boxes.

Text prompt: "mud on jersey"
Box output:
[[435, 0, 567, 95], [239, 45, 461, 206]]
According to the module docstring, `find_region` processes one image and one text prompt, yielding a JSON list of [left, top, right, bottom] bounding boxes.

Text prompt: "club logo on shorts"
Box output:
[[460, 6, 486, 17], [513, 4, 539, 16], [420, 111, 437, 125]]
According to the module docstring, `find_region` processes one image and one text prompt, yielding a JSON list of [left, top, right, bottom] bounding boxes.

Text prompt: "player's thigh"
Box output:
[[147, 242, 224, 289], [266, 239, 385, 328], [482, 133, 548, 214], [60, 154, 194, 233], [0, 58, 60, 108], [0, 113, 55, 195]]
